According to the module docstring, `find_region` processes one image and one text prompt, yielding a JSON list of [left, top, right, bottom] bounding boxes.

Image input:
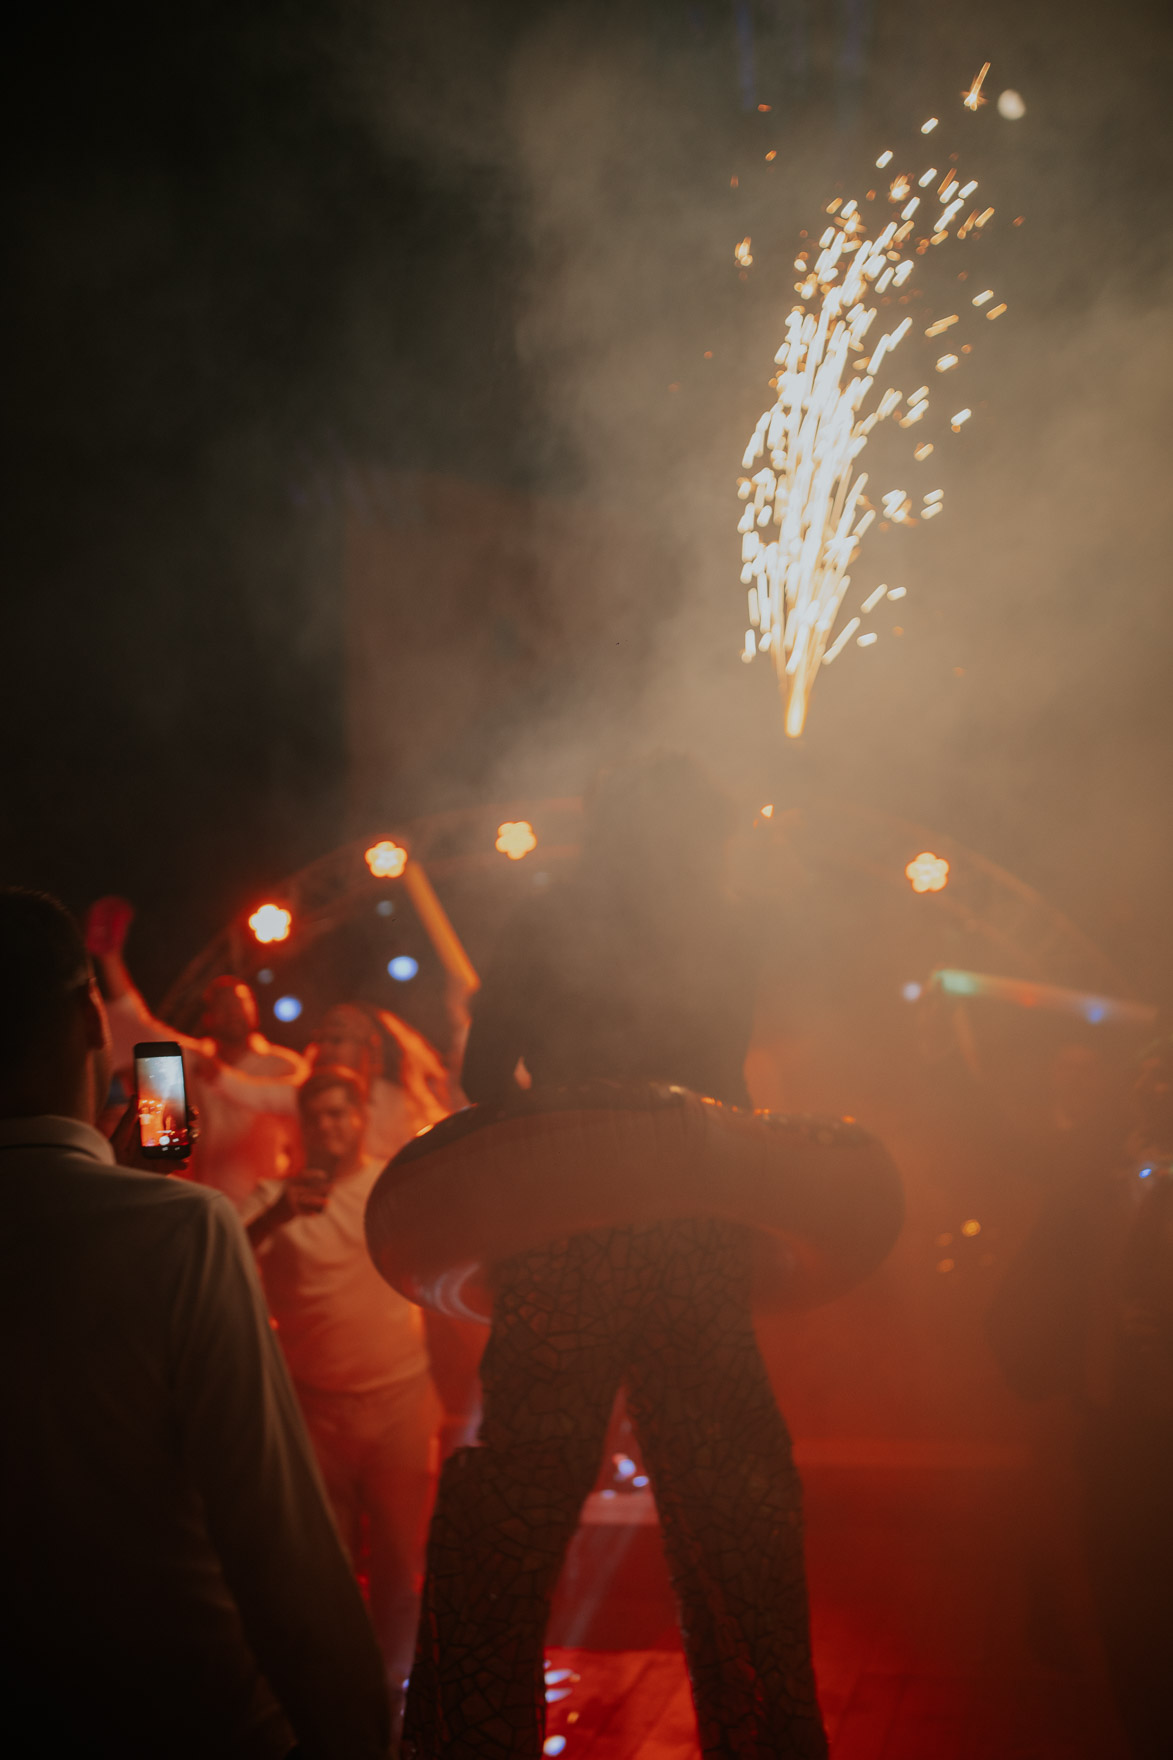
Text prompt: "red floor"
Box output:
[[541, 1452, 1129, 1759]]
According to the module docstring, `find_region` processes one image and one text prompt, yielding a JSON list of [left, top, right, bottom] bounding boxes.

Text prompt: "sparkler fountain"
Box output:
[[737, 64, 1007, 738]]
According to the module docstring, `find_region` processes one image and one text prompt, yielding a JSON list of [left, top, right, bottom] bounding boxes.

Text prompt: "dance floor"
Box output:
[[542, 1449, 1129, 1759]]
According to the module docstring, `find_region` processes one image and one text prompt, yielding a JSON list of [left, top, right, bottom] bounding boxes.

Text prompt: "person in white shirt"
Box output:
[[246, 1066, 443, 1713], [85, 895, 308, 1207], [310, 1003, 452, 1161], [0, 887, 390, 1759]]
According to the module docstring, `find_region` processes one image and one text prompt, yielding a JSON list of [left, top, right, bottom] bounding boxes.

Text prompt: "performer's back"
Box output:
[[462, 875, 757, 1107], [403, 756, 828, 1760]]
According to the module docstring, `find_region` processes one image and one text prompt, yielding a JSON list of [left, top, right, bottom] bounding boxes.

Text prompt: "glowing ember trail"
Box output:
[[736, 66, 1006, 737]]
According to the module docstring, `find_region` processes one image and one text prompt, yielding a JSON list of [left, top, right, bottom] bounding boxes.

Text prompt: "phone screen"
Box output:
[[134, 1044, 190, 1155]]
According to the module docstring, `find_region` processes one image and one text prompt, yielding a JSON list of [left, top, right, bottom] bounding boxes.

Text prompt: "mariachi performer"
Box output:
[[377, 754, 900, 1760]]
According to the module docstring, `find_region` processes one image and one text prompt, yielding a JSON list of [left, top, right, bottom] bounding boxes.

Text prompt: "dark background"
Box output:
[[4, 0, 1171, 1002]]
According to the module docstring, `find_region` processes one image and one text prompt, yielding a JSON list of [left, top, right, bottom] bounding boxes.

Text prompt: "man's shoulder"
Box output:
[[244, 1036, 309, 1081], [43, 1154, 237, 1231]]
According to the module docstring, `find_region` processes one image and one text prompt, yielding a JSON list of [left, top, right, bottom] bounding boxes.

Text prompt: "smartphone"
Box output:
[[133, 1041, 192, 1161]]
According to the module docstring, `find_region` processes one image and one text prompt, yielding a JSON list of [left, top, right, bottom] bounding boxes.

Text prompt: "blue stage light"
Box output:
[[257, 968, 274, 984], [543, 1739, 567, 1756], [1139, 1167, 1153, 1180], [375, 899, 395, 917], [1085, 1003, 1106, 1024], [388, 956, 419, 982], [902, 982, 922, 1002], [273, 995, 302, 1022]]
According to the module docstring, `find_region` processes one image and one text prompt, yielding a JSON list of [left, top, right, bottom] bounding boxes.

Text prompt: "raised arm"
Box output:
[[85, 897, 204, 1071], [169, 1195, 389, 1759]]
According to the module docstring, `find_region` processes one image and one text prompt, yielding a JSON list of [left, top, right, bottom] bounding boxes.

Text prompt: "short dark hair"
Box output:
[[0, 889, 90, 1074], [298, 1064, 369, 1113]]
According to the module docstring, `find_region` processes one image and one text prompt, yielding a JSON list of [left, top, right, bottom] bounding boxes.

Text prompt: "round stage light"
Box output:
[[365, 840, 407, 879], [902, 981, 923, 1002], [375, 899, 395, 917], [997, 89, 1026, 120], [273, 995, 302, 1022], [387, 956, 419, 982], [256, 968, 274, 985], [496, 820, 537, 861], [249, 903, 292, 944], [905, 851, 950, 894]]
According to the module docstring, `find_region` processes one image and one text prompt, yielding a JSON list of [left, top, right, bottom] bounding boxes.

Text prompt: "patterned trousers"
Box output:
[[403, 1218, 827, 1759]]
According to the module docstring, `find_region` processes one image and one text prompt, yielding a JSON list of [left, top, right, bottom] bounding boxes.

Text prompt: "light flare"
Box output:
[[963, 63, 991, 110], [495, 821, 538, 861], [249, 904, 292, 944], [906, 851, 950, 893], [364, 840, 408, 879]]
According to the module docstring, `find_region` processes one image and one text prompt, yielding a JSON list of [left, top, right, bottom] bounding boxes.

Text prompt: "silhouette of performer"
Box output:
[[403, 755, 826, 1760]]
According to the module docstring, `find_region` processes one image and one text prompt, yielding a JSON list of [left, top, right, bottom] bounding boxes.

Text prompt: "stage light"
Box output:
[[249, 904, 292, 944], [997, 89, 1026, 120], [961, 1219, 981, 1237], [932, 968, 1158, 1027], [365, 840, 407, 879], [1139, 1167, 1154, 1180], [496, 820, 537, 861], [375, 899, 395, 917], [543, 1740, 567, 1756], [273, 996, 302, 1023], [902, 982, 923, 1002], [905, 851, 950, 893], [760, 803, 775, 818], [633, 1473, 649, 1488], [257, 968, 274, 984], [388, 956, 419, 982]]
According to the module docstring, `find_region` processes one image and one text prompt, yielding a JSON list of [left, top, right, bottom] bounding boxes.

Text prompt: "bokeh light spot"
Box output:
[[365, 840, 407, 879], [905, 851, 950, 893], [496, 821, 538, 861], [249, 904, 291, 944]]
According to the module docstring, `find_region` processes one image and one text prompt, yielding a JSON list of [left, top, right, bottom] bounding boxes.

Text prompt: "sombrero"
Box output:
[[366, 1082, 903, 1320]]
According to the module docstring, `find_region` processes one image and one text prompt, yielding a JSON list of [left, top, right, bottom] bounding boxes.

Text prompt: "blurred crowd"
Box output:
[[88, 895, 485, 1707]]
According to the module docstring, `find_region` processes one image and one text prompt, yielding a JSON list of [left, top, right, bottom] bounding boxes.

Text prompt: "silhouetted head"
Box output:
[[0, 889, 109, 1122], [313, 1004, 383, 1085], [200, 975, 258, 1048], [581, 752, 736, 900]]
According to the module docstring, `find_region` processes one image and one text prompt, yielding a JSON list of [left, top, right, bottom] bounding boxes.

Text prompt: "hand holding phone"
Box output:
[[133, 1041, 193, 1163], [283, 1168, 333, 1218]]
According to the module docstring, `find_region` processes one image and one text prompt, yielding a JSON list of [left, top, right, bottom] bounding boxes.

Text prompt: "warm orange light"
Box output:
[[962, 62, 991, 111], [365, 839, 408, 879], [249, 903, 292, 944], [760, 803, 775, 818], [496, 821, 537, 861], [905, 851, 950, 894], [961, 1219, 981, 1237]]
